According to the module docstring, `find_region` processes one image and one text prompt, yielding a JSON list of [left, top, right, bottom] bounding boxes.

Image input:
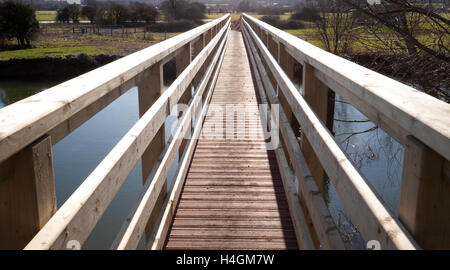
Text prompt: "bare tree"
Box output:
[[342, 0, 449, 62], [302, 0, 358, 54]]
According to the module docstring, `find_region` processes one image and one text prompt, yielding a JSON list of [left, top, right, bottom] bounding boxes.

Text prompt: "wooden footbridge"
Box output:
[[0, 14, 449, 250]]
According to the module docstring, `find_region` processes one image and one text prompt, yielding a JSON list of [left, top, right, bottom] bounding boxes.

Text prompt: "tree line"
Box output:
[[56, 0, 206, 25], [57, 0, 159, 25], [0, 0, 207, 48]]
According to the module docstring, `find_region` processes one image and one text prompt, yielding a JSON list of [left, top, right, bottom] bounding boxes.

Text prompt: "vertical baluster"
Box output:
[[278, 43, 295, 131], [176, 43, 192, 156], [0, 135, 57, 249], [137, 62, 166, 242], [399, 136, 450, 249], [193, 35, 205, 88], [301, 63, 334, 194]]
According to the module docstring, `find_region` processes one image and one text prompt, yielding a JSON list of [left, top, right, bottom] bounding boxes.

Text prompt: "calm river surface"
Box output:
[[0, 79, 404, 249]]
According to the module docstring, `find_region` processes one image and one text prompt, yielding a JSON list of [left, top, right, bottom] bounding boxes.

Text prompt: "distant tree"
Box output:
[[258, 5, 285, 15], [161, 0, 205, 22], [68, 4, 80, 22], [342, 0, 450, 62], [309, 0, 357, 54], [57, 6, 70, 23], [107, 2, 129, 25], [291, 7, 321, 22], [260, 15, 280, 26], [129, 2, 159, 23], [237, 0, 251, 12], [81, 0, 99, 23], [57, 4, 80, 23], [0, 0, 39, 48], [185, 2, 206, 22], [161, 0, 189, 21], [261, 15, 305, 29]]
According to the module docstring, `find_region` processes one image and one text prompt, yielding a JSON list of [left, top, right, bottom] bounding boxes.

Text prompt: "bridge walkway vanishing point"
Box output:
[[164, 31, 298, 250]]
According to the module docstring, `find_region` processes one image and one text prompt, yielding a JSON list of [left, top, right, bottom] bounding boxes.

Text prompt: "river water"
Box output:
[[0, 79, 404, 249], [0, 80, 181, 249]]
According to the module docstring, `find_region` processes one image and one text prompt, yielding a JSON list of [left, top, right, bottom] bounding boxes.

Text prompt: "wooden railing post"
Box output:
[[0, 135, 56, 249], [301, 63, 335, 194], [206, 28, 212, 44], [399, 136, 450, 249], [278, 42, 295, 162], [176, 43, 192, 156], [137, 62, 166, 241], [278, 43, 299, 136], [265, 35, 278, 92], [268, 35, 278, 60], [193, 35, 205, 87]]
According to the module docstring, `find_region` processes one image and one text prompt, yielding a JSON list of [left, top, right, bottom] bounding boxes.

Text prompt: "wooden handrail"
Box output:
[[0, 14, 230, 165], [242, 15, 420, 250], [23, 16, 231, 250]]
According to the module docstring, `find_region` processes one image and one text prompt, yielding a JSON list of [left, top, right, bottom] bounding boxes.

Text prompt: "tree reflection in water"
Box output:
[[328, 94, 404, 249]]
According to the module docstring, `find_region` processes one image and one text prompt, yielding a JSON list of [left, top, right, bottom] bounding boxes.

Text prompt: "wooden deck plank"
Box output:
[[164, 30, 298, 250]]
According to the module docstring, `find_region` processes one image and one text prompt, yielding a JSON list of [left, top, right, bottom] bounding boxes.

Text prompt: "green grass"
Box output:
[[84, 32, 181, 43], [35, 41, 82, 47], [205, 13, 241, 22], [36, 10, 56, 21], [84, 34, 147, 43], [205, 14, 223, 20], [246, 12, 292, 20], [35, 10, 89, 21], [0, 46, 117, 60], [150, 32, 182, 41], [283, 28, 320, 35], [45, 27, 66, 31], [231, 14, 241, 22]]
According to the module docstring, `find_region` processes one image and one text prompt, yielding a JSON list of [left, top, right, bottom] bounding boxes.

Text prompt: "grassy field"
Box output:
[[205, 13, 242, 22], [36, 10, 57, 21], [84, 32, 181, 42], [0, 24, 182, 60], [35, 10, 89, 22], [0, 44, 117, 60]]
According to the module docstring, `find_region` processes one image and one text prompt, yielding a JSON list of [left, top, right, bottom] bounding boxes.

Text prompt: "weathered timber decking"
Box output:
[[164, 31, 298, 250]]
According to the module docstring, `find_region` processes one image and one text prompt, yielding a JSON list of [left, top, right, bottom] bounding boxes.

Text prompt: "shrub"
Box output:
[[260, 15, 280, 26], [282, 20, 305, 29], [291, 7, 321, 22], [261, 16, 305, 30]]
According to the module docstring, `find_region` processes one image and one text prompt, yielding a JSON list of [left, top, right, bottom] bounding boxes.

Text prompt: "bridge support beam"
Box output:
[[399, 136, 450, 249], [176, 43, 192, 157], [192, 35, 205, 88], [278, 43, 295, 131], [137, 62, 166, 242], [0, 135, 57, 249], [301, 63, 335, 194]]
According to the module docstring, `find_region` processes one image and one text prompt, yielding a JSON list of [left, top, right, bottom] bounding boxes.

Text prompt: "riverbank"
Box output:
[[0, 54, 120, 80], [0, 23, 180, 80]]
